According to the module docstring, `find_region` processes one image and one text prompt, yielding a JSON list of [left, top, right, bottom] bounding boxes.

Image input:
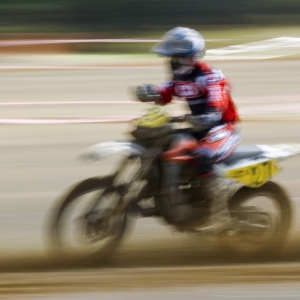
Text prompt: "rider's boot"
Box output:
[[200, 176, 232, 234]]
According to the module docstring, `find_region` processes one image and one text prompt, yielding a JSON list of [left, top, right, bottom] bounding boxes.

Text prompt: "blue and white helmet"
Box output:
[[151, 27, 206, 58]]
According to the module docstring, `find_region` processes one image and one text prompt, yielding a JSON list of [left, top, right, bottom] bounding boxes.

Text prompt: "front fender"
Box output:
[[80, 141, 147, 162]]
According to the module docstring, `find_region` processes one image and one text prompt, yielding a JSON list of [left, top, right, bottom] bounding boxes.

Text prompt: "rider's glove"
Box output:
[[184, 112, 222, 131], [136, 84, 162, 103]]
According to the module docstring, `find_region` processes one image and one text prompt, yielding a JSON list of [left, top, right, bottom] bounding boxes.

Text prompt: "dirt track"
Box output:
[[0, 58, 300, 298]]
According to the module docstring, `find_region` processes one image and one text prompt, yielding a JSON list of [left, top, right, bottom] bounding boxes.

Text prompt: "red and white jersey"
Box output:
[[157, 62, 240, 123]]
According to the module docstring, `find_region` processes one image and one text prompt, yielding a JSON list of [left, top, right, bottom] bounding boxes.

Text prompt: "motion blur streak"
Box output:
[[1, 38, 300, 60], [206, 37, 300, 59], [1, 40, 300, 300]]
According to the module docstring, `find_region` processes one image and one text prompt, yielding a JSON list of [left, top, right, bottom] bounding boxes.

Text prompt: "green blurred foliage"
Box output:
[[1, 0, 300, 33]]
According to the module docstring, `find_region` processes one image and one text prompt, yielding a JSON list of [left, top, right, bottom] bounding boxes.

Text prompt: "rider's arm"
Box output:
[[185, 72, 226, 131], [205, 71, 229, 113], [156, 81, 175, 105], [185, 106, 222, 131], [136, 81, 175, 105]]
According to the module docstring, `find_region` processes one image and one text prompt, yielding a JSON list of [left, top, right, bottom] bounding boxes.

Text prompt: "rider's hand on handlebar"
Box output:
[[136, 84, 162, 103]]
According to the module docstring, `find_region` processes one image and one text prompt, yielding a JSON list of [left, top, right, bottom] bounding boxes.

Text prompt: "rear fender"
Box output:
[[215, 143, 300, 188], [217, 158, 281, 188], [257, 143, 300, 161]]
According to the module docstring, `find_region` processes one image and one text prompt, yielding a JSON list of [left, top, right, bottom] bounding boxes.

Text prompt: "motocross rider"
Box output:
[[136, 27, 241, 233]]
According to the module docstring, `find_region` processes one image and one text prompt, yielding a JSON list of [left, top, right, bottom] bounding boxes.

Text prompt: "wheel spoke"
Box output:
[[50, 177, 128, 261], [217, 182, 292, 258]]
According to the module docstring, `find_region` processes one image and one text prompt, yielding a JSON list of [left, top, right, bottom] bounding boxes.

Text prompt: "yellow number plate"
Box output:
[[223, 159, 281, 187]]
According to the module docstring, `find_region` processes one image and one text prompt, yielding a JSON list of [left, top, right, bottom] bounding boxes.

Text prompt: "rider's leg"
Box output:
[[199, 173, 232, 233], [194, 123, 241, 233], [194, 152, 232, 233]]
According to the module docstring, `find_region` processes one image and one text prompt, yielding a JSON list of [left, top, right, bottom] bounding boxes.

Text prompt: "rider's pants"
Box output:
[[192, 123, 242, 176]]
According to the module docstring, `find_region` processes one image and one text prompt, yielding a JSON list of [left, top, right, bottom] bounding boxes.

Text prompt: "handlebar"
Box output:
[[169, 115, 186, 123]]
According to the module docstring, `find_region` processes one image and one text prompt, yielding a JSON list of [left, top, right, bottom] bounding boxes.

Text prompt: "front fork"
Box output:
[[99, 155, 156, 217]]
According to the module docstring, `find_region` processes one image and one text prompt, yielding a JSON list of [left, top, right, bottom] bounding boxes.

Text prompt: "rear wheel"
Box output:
[[49, 176, 128, 262], [217, 181, 292, 259]]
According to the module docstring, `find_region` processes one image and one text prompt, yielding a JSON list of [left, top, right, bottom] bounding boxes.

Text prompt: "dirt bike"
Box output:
[[49, 105, 297, 262]]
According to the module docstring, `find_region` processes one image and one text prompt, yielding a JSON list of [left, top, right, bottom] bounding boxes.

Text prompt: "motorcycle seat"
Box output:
[[219, 145, 263, 166]]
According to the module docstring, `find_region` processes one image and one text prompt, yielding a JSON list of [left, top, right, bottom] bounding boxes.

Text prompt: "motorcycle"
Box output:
[[49, 105, 297, 262]]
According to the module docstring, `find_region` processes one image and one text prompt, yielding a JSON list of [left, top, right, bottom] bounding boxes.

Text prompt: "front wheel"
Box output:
[[49, 176, 129, 262], [217, 181, 292, 260]]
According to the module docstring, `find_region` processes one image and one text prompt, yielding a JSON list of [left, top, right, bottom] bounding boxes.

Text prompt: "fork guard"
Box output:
[[80, 141, 147, 162]]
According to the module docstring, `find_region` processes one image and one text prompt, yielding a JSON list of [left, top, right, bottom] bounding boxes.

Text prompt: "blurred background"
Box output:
[[1, 0, 300, 52], [1, 1, 300, 299], [1, 0, 300, 33]]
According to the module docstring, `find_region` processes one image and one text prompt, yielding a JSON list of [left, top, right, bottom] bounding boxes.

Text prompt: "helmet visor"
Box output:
[[151, 39, 193, 57]]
